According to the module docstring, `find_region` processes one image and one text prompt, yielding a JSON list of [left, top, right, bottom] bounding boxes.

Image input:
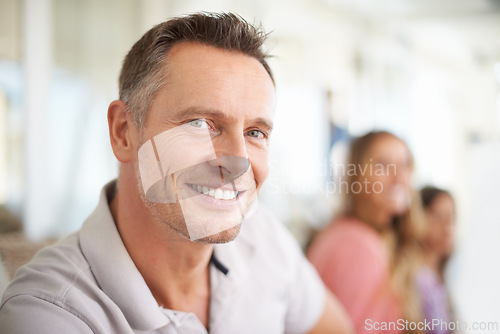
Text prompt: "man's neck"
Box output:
[[110, 176, 213, 328]]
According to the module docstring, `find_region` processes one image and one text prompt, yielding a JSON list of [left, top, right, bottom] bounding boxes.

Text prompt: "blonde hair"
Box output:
[[343, 131, 425, 327]]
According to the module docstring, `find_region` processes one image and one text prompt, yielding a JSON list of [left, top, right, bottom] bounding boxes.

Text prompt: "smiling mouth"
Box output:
[[187, 183, 241, 200]]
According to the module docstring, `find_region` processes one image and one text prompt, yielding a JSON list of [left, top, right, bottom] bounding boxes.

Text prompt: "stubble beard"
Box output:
[[135, 168, 244, 244]]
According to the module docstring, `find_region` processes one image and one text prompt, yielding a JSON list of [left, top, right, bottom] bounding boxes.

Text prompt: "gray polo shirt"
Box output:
[[0, 181, 324, 333]]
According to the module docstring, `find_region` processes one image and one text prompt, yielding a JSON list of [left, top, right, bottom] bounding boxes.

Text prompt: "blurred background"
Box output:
[[0, 0, 499, 328]]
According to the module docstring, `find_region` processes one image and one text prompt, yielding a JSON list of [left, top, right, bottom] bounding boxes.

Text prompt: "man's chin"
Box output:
[[194, 224, 242, 244]]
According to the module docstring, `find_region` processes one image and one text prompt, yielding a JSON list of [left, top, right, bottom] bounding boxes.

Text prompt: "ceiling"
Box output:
[[318, 0, 500, 62]]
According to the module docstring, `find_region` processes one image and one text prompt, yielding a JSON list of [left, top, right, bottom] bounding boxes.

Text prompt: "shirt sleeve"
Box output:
[[285, 252, 326, 334], [0, 259, 9, 297], [263, 213, 326, 334], [0, 294, 94, 334]]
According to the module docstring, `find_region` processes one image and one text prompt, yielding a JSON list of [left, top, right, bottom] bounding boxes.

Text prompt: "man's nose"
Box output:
[[208, 132, 250, 182]]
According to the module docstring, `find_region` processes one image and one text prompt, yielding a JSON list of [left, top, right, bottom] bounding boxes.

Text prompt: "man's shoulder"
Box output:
[[0, 232, 102, 332], [2, 232, 92, 297], [211, 203, 326, 333]]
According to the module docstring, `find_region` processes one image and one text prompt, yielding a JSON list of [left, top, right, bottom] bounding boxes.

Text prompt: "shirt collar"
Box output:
[[209, 214, 257, 329], [79, 181, 168, 331], [79, 180, 257, 331]]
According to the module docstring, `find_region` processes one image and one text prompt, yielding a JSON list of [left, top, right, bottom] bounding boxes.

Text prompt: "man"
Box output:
[[0, 12, 351, 333], [0, 258, 8, 296]]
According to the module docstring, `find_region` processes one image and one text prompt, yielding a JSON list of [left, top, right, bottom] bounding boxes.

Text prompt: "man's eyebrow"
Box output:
[[173, 107, 273, 130], [173, 107, 230, 122], [251, 118, 274, 132]]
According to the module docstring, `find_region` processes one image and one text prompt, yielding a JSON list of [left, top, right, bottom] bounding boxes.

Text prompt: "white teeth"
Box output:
[[215, 189, 223, 199], [190, 184, 238, 200]]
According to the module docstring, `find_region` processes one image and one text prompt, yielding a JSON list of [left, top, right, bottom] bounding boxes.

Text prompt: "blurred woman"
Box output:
[[308, 131, 425, 333], [417, 186, 456, 334]]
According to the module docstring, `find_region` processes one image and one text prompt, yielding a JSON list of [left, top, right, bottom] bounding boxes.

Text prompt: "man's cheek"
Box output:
[[137, 125, 217, 203], [253, 157, 270, 189], [155, 127, 216, 176]]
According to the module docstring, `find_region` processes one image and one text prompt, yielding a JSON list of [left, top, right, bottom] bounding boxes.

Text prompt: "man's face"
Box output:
[[133, 42, 275, 243]]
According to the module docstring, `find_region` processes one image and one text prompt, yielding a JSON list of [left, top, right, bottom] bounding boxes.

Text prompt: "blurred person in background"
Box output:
[[417, 186, 456, 334], [308, 130, 425, 333]]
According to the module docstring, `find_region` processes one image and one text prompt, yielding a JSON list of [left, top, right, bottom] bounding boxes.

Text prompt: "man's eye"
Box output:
[[247, 129, 265, 139], [188, 119, 209, 129]]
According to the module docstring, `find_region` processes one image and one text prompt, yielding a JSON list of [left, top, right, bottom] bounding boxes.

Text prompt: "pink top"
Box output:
[[308, 217, 402, 333]]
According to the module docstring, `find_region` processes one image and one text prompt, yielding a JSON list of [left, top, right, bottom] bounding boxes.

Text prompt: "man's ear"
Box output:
[[108, 100, 137, 163]]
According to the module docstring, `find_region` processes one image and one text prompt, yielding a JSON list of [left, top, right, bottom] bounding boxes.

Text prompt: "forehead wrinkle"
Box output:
[[162, 43, 274, 98], [152, 43, 275, 129], [171, 106, 235, 123]]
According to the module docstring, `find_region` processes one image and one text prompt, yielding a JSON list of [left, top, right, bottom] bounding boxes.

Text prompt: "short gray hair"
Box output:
[[118, 12, 274, 128]]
